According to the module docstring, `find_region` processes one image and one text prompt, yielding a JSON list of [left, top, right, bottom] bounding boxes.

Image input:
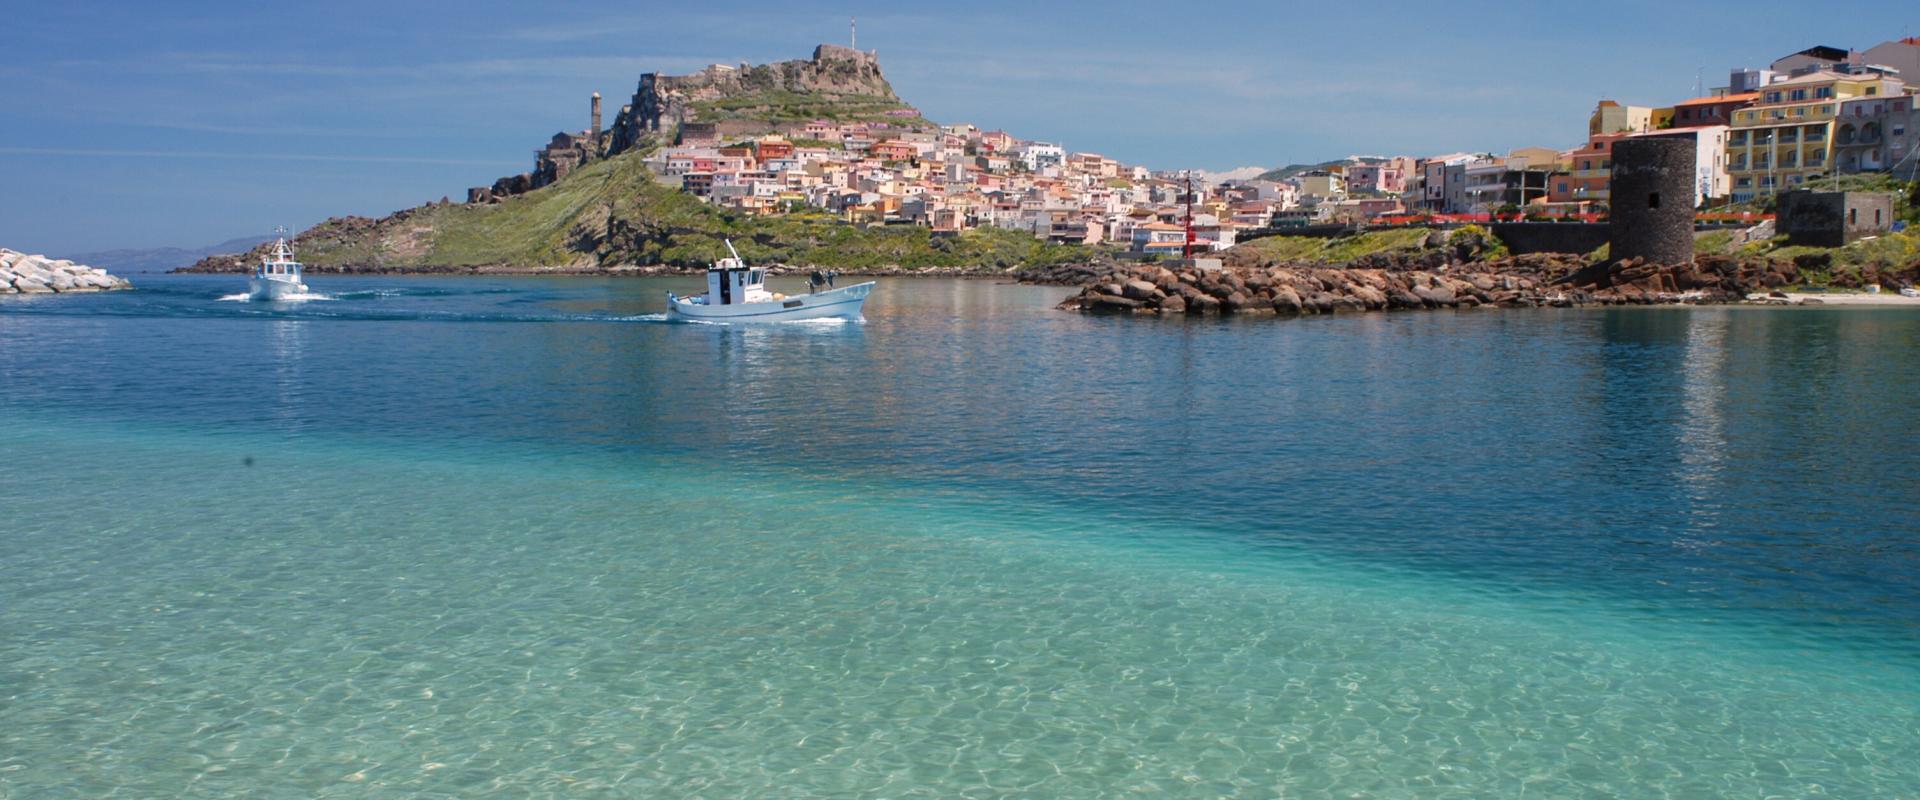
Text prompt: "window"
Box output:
[[1791, 89, 1807, 101], [1816, 87, 1834, 99], [1737, 177, 1752, 188], [1730, 131, 1748, 145], [1647, 192, 1661, 209], [1866, 87, 1878, 96], [1876, 209, 1884, 225], [1765, 91, 1782, 103], [1849, 208, 1857, 225]]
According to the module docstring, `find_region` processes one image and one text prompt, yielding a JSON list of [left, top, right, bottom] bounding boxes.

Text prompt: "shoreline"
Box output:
[[169, 263, 1044, 279]]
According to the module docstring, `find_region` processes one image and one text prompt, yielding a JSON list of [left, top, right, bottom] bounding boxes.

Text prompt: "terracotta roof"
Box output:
[[1674, 93, 1760, 106]]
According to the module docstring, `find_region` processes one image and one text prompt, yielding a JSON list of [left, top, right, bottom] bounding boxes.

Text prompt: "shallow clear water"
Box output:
[[3, 275, 1918, 797]]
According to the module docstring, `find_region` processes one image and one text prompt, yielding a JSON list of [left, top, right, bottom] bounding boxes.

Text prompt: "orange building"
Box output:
[[1548, 133, 1630, 206], [1670, 93, 1758, 129], [753, 137, 794, 161]]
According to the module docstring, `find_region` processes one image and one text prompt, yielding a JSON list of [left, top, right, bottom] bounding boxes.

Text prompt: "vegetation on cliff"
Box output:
[[187, 150, 1085, 273]]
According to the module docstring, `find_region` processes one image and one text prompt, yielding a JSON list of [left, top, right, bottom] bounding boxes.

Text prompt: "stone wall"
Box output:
[[1490, 222, 1612, 255], [606, 44, 898, 154], [1610, 138, 1697, 266], [1778, 190, 1898, 247]]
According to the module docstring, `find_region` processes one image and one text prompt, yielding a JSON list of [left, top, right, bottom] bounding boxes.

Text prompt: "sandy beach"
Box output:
[[1751, 291, 1920, 306]]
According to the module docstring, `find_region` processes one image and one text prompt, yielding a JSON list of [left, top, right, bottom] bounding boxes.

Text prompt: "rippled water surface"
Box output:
[[3, 275, 1918, 797]]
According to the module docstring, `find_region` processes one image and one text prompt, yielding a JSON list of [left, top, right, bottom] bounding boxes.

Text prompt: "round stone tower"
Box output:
[[1608, 137, 1696, 266]]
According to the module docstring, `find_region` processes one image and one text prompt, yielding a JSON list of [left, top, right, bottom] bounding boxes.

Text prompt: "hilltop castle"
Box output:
[[469, 45, 895, 204]]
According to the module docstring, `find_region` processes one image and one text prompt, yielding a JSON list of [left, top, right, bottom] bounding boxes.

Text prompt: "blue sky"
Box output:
[[4, 0, 1915, 254]]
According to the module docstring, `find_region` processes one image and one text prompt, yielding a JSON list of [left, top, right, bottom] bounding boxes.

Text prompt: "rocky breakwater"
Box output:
[[1058, 254, 1796, 317], [1, 248, 132, 294]]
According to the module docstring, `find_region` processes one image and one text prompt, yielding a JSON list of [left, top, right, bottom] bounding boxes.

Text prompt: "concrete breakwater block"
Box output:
[[0, 248, 132, 293]]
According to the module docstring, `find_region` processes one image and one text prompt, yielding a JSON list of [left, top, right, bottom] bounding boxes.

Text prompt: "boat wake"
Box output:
[[217, 292, 333, 302]]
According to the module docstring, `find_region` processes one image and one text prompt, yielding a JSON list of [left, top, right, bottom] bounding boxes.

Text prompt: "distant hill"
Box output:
[[64, 235, 276, 273], [1253, 157, 1389, 183], [1199, 166, 1271, 184]]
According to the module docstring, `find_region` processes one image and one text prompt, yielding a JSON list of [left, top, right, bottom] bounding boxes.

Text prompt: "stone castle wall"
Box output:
[[607, 44, 895, 153]]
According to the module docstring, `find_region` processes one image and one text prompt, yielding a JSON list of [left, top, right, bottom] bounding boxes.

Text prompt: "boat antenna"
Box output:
[[724, 238, 742, 263]]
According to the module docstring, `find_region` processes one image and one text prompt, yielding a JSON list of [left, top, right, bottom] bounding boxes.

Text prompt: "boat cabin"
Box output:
[[702, 257, 774, 306], [257, 234, 302, 279]]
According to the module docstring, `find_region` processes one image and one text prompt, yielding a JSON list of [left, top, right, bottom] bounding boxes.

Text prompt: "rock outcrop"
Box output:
[[0, 249, 132, 294], [1057, 254, 1818, 317]]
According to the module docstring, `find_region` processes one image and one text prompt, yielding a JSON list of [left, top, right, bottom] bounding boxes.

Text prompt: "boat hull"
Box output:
[[667, 282, 872, 323], [248, 275, 309, 301]]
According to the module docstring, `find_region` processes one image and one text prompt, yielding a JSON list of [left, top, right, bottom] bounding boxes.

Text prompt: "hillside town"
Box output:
[[492, 36, 1920, 256]]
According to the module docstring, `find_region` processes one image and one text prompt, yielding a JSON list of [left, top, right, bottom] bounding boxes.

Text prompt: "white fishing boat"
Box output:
[[248, 228, 309, 301], [667, 241, 872, 323]]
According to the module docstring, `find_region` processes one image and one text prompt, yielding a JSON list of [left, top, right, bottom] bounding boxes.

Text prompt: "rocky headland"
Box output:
[[1, 249, 132, 294]]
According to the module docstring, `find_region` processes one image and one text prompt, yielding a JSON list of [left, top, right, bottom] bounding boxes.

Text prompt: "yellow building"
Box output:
[[1589, 100, 1654, 135], [1726, 71, 1902, 199]]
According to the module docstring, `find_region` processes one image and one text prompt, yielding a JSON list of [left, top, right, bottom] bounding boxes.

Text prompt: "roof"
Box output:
[[1767, 71, 1849, 87], [1788, 45, 1850, 62], [1674, 92, 1760, 106]]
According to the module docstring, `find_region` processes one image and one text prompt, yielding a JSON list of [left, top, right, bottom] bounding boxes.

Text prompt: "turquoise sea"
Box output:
[[3, 275, 1918, 797]]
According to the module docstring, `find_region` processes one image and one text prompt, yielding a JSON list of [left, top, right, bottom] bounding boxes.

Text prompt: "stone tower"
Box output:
[[1608, 138, 1695, 266], [590, 92, 602, 139]]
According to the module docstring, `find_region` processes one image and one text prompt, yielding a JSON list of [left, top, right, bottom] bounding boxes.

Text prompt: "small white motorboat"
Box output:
[[248, 228, 309, 301], [667, 241, 872, 323]]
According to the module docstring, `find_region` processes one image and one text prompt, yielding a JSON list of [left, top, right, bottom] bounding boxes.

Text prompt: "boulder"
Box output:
[[1270, 286, 1303, 313], [1346, 284, 1387, 310], [1087, 293, 1141, 311], [14, 277, 52, 293], [1387, 288, 1425, 309], [1187, 293, 1221, 314], [47, 272, 76, 292], [1122, 280, 1162, 301], [1157, 293, 1186, 314], [1413, 284, 1457, 307]]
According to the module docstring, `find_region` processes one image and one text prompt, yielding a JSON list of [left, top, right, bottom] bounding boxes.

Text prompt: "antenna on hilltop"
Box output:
[[851, 16, 856, 50]]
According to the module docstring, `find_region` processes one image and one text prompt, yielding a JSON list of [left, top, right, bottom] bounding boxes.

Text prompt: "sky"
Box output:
[[4, 0, 1916, 254]]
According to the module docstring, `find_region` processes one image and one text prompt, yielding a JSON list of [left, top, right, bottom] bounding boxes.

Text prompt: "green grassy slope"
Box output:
[[278, 150, 1085, 272]]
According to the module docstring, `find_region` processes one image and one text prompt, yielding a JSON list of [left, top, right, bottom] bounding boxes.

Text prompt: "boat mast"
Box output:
[[724, 238, 743, 264]]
